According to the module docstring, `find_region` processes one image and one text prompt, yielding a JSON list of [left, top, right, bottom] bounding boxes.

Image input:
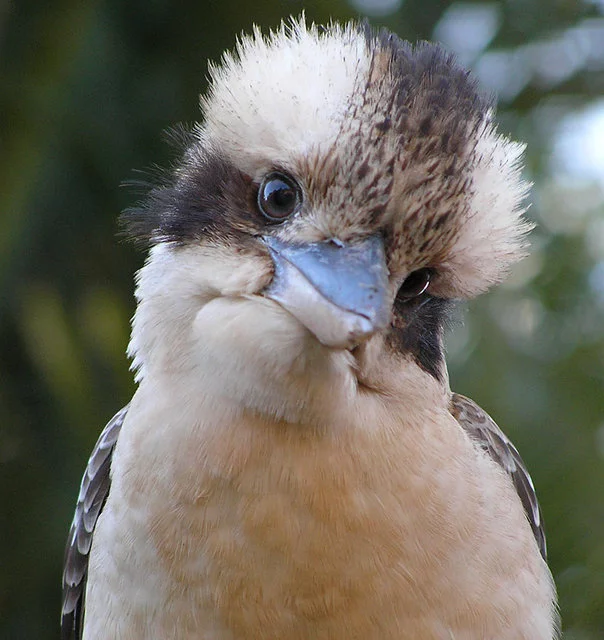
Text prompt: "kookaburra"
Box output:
[[62, 18, 559, 639]]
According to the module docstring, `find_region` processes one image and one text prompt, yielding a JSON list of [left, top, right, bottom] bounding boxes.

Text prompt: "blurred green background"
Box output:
[[1, 0, 603, 637]]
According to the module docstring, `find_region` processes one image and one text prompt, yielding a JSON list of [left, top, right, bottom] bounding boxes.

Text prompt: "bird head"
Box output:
[[124, 18, 530, 423]]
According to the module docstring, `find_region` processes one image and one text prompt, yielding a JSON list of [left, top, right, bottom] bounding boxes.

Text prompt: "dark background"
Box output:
[[1, 0, 603, 637]]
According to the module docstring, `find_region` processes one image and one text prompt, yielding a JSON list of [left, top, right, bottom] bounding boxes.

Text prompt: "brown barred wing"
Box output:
[[450, 393, 547, 560], [61, 405, 128, 640]]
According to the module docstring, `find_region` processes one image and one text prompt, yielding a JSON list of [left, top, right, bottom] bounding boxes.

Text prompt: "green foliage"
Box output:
[[1, 1, 603, 637]]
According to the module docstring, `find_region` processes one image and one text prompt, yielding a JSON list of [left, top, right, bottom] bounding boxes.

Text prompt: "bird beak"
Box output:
[[262, 235, 390, 349]]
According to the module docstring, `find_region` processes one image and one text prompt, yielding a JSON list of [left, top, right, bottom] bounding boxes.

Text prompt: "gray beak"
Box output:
[[263, 235, 390, 349]]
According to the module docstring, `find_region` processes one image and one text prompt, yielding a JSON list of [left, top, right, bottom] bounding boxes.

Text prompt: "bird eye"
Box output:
[[257, 172, 301, 222], [397, 268, 432, 300]]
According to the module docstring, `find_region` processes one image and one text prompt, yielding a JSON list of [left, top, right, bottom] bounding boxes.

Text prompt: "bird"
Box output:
[[61, 17, 559, 640]]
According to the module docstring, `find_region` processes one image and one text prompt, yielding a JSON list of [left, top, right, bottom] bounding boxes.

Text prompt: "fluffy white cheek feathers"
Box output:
[[127, 243, 270, 383], [128, 243, 356, 421]]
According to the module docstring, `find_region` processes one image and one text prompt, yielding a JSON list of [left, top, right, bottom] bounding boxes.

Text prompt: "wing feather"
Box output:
[[61, 405, 128, 640], [450, 393, 547, 560]]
